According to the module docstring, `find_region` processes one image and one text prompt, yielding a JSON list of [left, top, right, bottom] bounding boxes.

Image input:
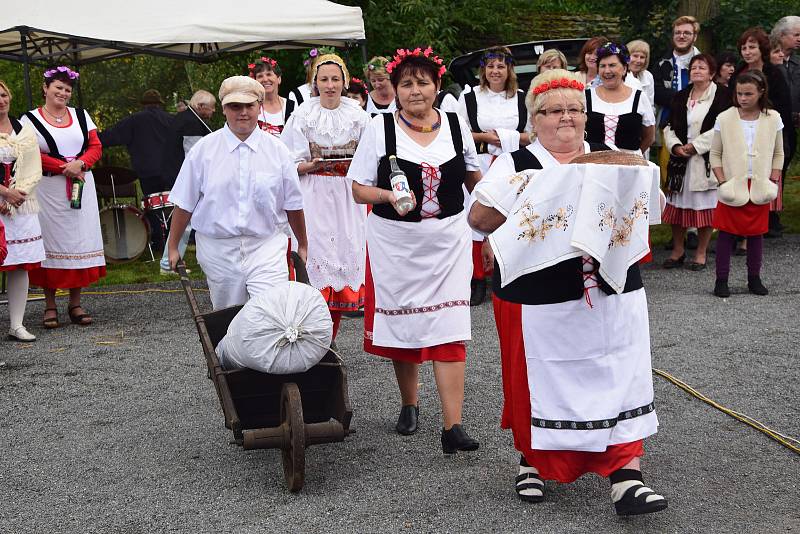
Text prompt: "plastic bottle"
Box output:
[[389, 156, 414, 216]]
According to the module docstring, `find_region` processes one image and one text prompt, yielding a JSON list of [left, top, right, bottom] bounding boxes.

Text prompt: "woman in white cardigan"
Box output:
[[661, 54, 731, 270], [710, 70, 783, 298]]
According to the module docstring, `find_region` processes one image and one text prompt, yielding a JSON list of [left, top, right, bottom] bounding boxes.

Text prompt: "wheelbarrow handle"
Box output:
[[175, 260, 192, 281]]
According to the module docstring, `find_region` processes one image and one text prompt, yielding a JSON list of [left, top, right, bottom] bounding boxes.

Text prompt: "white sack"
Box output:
[[217, 281, 333, 374]]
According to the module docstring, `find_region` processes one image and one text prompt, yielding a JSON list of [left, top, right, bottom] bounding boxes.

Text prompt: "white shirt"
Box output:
[[365, 93, 397, 115], [456, 86, 527, 133], [171, 124, 304, 239], [288, 83, 312, 106], [347, 112, 480, 187]]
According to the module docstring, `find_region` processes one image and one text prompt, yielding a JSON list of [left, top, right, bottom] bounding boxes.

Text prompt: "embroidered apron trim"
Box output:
[[531, 402, 655, 430], [7, 235, 43, 245], [375, 299, 470, 315]]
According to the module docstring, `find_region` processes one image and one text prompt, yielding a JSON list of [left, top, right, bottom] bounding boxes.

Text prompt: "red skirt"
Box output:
[[471, 239, 493, 279], [662, 205, 715, 228], [713, 201, 768, 236], [493, 295, 643, 483], [363, 254, 466, 364], [28, 266, 106, 289], [0, 261, 41, 272]]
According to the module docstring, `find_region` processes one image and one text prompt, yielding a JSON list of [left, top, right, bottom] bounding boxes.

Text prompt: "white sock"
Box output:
[[611, 479, 665, 504], [6, 270, 30, 330]]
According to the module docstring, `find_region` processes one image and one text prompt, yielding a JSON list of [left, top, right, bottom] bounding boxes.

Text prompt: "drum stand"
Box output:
[[143, 207, 172, 263]]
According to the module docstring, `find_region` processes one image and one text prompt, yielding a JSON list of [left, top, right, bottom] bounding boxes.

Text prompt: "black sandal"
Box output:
[[43, 307, 59, 329], [613, 481, 668, 516], [68, 305, 93, 326], [515, 457, 544, 503]]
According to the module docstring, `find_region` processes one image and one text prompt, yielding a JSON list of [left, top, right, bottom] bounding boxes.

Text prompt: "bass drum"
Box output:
[[99, 205, 150, 263]]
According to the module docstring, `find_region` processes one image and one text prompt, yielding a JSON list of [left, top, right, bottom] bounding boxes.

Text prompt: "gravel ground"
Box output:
[[1, 236, 798, 533]]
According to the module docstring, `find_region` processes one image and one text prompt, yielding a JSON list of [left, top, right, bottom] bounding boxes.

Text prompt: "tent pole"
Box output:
[[21, 29, 33, 109], [71, 39, 84, 108], [361, 41, 368, 64]]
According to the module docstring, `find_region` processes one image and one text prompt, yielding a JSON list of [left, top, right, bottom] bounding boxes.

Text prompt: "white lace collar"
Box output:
[[298, 96, 366, 141]]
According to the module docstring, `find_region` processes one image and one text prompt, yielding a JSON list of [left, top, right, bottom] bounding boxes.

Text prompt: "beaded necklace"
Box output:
[[398, 110, 441, 133]]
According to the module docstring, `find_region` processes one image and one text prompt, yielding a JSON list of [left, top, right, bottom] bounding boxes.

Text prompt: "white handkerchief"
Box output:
[[488, 128, 520, 156]]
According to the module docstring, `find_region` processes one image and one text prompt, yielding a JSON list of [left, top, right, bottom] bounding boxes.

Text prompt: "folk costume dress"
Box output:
[[347, 111, 479, 362], [365, 94, 397, 116], [21, 107, 105, 288], [288, 83, 312, 107], [457, 86, 529, 280], [710, 108, 784, 237], [585, 87, 655, 154], [0, 120, 46, 272], [662, 82, 731, 228], [473, 140, 660, 482], [258, 97, 295, 138], [282, 96, 370, 314]]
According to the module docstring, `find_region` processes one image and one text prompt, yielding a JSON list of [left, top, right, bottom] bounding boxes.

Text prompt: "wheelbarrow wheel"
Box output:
[[280, 382, 305, 492]]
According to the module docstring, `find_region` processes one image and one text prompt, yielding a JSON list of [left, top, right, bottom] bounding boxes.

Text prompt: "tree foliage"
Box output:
[[0, 0, 795, 166]]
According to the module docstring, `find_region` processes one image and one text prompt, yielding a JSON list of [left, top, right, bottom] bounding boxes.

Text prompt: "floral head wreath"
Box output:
[[532, 77, 585, 95], [479, 51, 515, 67], [595, 42, 631, 65], [349, 77, 369, 97], [44, 66, 79, 80], [247, 56, 281, 77], [386, 47, 446, 79], [365, 56, 389, 76], [312, 53, 351, 89], [303, 46, 337, 68]]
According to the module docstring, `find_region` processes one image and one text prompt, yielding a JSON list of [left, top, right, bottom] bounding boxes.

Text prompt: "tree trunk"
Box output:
[[677, 0, 721, 54]]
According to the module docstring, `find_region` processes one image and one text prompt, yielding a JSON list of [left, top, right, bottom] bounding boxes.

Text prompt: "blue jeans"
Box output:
[[160, 223, 192, 270]]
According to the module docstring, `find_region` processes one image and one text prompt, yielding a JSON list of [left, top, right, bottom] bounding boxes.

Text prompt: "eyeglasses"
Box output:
[[537, 107, 585, 117], [673, 31, 695, 37]]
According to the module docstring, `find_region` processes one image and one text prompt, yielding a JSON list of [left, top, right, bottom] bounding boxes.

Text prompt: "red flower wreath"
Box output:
[[533, 78, 584, 95], [386, 46, 446, 78]]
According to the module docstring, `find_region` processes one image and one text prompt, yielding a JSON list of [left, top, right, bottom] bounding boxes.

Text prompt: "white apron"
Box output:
[[366, 212, 471, 348]]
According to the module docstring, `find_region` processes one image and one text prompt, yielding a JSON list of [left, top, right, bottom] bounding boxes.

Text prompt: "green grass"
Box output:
[[93, 246, 205, 287]]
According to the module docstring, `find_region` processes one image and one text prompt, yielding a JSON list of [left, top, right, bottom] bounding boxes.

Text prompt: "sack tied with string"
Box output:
[[217, 281, 333, 374]]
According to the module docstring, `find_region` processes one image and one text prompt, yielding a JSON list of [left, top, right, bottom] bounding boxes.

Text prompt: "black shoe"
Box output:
[[747, 276, 769, 296], [686, 232, 698, 250], [685, 261, 706, 271], [662, 254, 685, 269], [441, 424, 479, 454], [764, 227, 783, 239], [714, 279, 730, 298], [470, 278, 487, 307], [395, 405, 419, 435]]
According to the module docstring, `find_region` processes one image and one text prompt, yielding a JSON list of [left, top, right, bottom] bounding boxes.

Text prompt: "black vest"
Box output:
[[493, 143, 644, 305], [372, 112, 466, 223], [465, 89, 527, 154], [290, 87, 305, 106], [284, 98, 296, 122], [23, 108, 90, 161], [585, 89, 643, 151], [10, 117, 23, 134]]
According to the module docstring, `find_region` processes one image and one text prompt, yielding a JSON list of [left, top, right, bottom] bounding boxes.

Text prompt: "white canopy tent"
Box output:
[[0, 0, 365, 106]]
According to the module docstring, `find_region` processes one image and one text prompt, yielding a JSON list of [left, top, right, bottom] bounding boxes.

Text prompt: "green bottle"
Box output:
[[69, 177, 84, 209]]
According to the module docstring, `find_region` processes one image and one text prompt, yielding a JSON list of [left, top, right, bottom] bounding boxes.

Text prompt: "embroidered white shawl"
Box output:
[[489, 162, 661, 293]]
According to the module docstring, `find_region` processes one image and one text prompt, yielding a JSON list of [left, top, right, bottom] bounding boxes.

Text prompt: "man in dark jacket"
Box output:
[[158, 90, 216, 274], [99, 89, 173, 250], [652, 16, 701, 129]]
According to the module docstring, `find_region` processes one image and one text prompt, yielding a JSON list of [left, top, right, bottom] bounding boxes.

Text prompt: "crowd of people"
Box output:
[[1, 12, 799, 517]]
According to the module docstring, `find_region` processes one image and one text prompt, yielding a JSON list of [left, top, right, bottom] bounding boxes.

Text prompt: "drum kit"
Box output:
[[94, 167, 174, 264], [100, 191, 174, 263]]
